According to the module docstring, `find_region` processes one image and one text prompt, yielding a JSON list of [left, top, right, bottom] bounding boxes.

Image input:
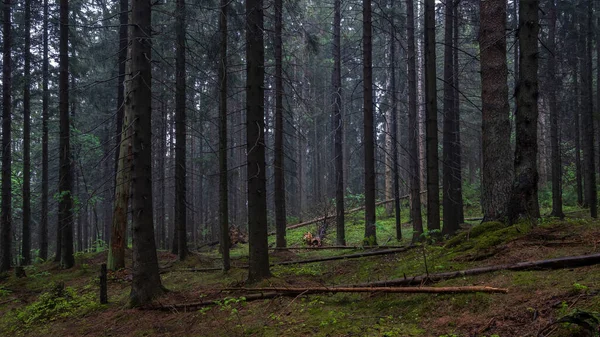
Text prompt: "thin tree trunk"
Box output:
[[573, 66, 583, 206], [547, 0, 562, 218], [363, 0, 377, 245], [58, 0, 74, 269], [390, 0, 401, 240], [218, 0, 231, 271], [246, 0, 271, 283], [22, 0, 32, 265], [453, 1, 464, 224], [39, 0, 49, 261], [274, 0, 286, 248], [332, 0, 345, 245], [508, 0, 541, 222], [581, 0, 596, 218], [406, 0, 423, 242], [424, 0, 440, 231], [128, 0, 164, 307], [0, 0, 12, 272], [175, 0, 188, 259]]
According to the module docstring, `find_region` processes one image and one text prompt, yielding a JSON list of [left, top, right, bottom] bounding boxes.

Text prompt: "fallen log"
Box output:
[[270, 245, 406, 250], [142, 285, 507, 312], [349, 252, 600, 288], [178, 247, 413, 272], [227, 286, 508, 294], [270, 192, 427, 235]]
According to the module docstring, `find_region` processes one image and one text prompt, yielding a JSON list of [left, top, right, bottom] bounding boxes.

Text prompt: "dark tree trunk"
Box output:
[[175, 0, 188, 260], [332, 0, 345, 246], [573, 65, 583, 206], [390, 0, 401, 240], [128, 0, 164, 307], [453, 1, 464, 224], [108, 0, 130, 271], [59, 0, 74, 269], [40, 0, 49, 261], [547, 0, 563, 218], [363, 0, 377, 245], [218, 0, 231, 271], [581, 1, 596, 218], [406, 0, 423, 242], [246, 0, 271, 282], [274, 0, 286, 248], [22, 0, 32, 265], [507, 0, 541, 222], [479, 0, 513, 221], [442, 0, 460, 236], [424, 0, 440, 231], [0, 0, 12, 272]]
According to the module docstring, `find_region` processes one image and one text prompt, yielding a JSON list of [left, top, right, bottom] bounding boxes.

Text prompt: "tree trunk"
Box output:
[[0, 0, 12, 272], [508, 0, 540, 222], [58, 0, 74, 269], [218, 0, 231, 271], [22, 0, 32, 265], [246, 0, 271, 283], [424, 0, 440, 232], [453, 1, 464, 224], [442, 0, 459, 236], [581, 1, 596, 218], [406, 0, 423, 242], [363, 0, 377, 245], [128, 0, 164, 307], [479, 0, 513, 221], [573, 64, 583, 206], [175, 0, 188, 259], [39, 0, 49, 261], [274, 0, 286, 249], [332, 0, 345, 246], [547, 0, 562, 218], [390, 0, 401, 240]]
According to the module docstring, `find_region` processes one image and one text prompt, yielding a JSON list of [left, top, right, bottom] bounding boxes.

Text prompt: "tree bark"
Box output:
[[581, 1, 596, 218], [128, 0, 164, 307], [218, 0, 231, 271], [406, 0, 423, 242], [58, 0, 74, 269], [246, 0, 271, 283], [479, 0, 512, 222], [547, 0, 563, 218], [363, 0, 377, 245], [424, 0, 440, 231], [175, 0, 188, 259], [0, 0, 12, 272], [390, 0, 401, 240], [39, 0, 49, 261], [22, 0, 32, 265], [507, 0, 541, 222], [332, 0, 345, 246], [274, 0, 286, 249]]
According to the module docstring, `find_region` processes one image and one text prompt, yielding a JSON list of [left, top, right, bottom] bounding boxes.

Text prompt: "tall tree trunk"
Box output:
[[175, 0, 188, 260], [246, 0, 271, 282], [40, 0, 49, 261], [424, 0, 440, 231], [442, 0, 459, 236], [274, 0, 286, 248], [363, 0, 377, 245], [453, 1, 464, 224], [108, 0, 131, 270], [128, 0, 164, 307], [390, 0, 401, 239], [332, 0, 345, 245], [507, 0, 541, 222], [547, 0, 562, 218], [218, 0, 231, 271], [406, 0, 423, 242], [0, 0, 12, 272], [581, 0, 596, 218], [58, 0, 74, 269], [480, 0, 513, 221], [22, 0, 32, 265], [573, 65, 583, 206]]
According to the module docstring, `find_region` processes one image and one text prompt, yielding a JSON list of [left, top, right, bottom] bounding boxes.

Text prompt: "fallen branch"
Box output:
[[178, 247, 413, 272], [270, 245, 406, 250], [349, 252, 600, 287], [228, 286, 508, 294], [142, 285, 507, 312]]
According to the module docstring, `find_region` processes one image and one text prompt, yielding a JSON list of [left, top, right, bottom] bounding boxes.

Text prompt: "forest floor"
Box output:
[[1, 208, 600, 337]]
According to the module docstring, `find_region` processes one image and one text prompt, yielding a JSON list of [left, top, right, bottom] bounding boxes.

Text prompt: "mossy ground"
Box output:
[[1, 207, 599, 336]]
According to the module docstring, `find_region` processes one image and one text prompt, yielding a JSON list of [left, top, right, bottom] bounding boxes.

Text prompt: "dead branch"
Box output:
[[270, 245, 407, 250], [349, 253, 600, 287]]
